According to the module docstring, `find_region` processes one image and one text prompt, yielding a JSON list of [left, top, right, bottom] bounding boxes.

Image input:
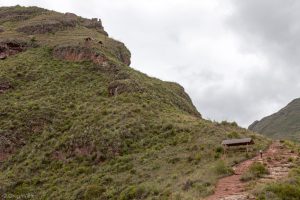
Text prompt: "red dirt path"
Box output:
[[204, 141, 297, 200]]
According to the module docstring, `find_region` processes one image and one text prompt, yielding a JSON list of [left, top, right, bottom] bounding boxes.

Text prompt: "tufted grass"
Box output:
[[0, 6, 270, 199]]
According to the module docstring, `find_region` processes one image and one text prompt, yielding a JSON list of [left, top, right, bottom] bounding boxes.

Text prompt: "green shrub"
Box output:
[[227, 131, 240, 138], [194, 153, 202, 162], [249, 162, 269, 176], [258, 184, 300, 200], [240, 171, 255, 182], [221, 121, 238, 127], [245, 152, 250, 159], [215, 146, 224, 153], [214, 153, 221, 159], [214, 160, 233, 175], [240, 162, 269, 182], [168, 157, 180, 164]]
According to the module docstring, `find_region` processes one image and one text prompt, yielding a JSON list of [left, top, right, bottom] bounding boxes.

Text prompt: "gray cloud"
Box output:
[[229, 0, 300, 68], [1, 0, 300, 127], [227, 0, 300, 125]]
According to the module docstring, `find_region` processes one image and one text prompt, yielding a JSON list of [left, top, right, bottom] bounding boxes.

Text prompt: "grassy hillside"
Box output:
[[0, 6, 269, 199], [249, 99, 300, 141]]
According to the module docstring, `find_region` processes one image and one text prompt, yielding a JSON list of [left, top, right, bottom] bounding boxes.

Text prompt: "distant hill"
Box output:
[[0, 6, 268, 199], [249, 98, 300, 141]]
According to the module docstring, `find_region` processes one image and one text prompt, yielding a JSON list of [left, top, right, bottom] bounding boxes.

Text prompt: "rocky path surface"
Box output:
[[204, 141, 298, 200]]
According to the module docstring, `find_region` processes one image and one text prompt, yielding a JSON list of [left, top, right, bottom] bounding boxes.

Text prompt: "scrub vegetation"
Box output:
[[0, 6, 269, 199], [255, 141, 300, 200]]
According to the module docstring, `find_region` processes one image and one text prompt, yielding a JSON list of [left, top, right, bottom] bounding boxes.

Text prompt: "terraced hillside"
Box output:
[[249, 98, 300, 141], [0, 6, 269, 199]]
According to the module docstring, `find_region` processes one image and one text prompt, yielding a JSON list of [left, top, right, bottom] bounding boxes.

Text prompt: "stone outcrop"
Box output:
[[82, 18, 108, 36], [0, 26, 4, 32], [53, 45, 109, 65], [0, 6, 46, 23], [16, 17, 77, 34], [0, 39, 28, 60], [53, 42, 131, 67], [13, 7, 108, 35]]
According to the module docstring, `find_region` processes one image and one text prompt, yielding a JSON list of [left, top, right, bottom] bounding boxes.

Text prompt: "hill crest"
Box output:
[[249, 98, 300, 141]]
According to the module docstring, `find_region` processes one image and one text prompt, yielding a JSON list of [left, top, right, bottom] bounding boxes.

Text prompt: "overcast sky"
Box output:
[[1, 0, 299, 127]]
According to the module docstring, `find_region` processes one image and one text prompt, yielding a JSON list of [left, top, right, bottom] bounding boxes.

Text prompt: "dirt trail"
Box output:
[[205, 141, 298, 200]]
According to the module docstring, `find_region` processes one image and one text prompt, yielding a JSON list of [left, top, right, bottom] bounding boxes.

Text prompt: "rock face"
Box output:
[[0, 26, 4, 32], [82, 18, 108, 36], [249, 98, 300, 141], [0, 6, 46, 23], [53, 43, 131, 66], [16, 16, 77, 34], [115, 42, 131, 66], [15, 11, 108, 35], [0, 39, 28, 59], [53, 45, 108, 65], [17, 20, 75, 34]]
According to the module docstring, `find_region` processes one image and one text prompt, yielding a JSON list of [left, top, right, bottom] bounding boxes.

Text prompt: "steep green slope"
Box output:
[[249, 98, 300, 141], [0, 6, 269, 199]]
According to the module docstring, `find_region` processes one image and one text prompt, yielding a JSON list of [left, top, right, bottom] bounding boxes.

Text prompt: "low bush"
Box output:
[[240, 162, 269, 182], [227, 131, 240, 138], [215, 146, 224, 153], [214, 160, 233, 175], [257, 183, 300, 200]]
